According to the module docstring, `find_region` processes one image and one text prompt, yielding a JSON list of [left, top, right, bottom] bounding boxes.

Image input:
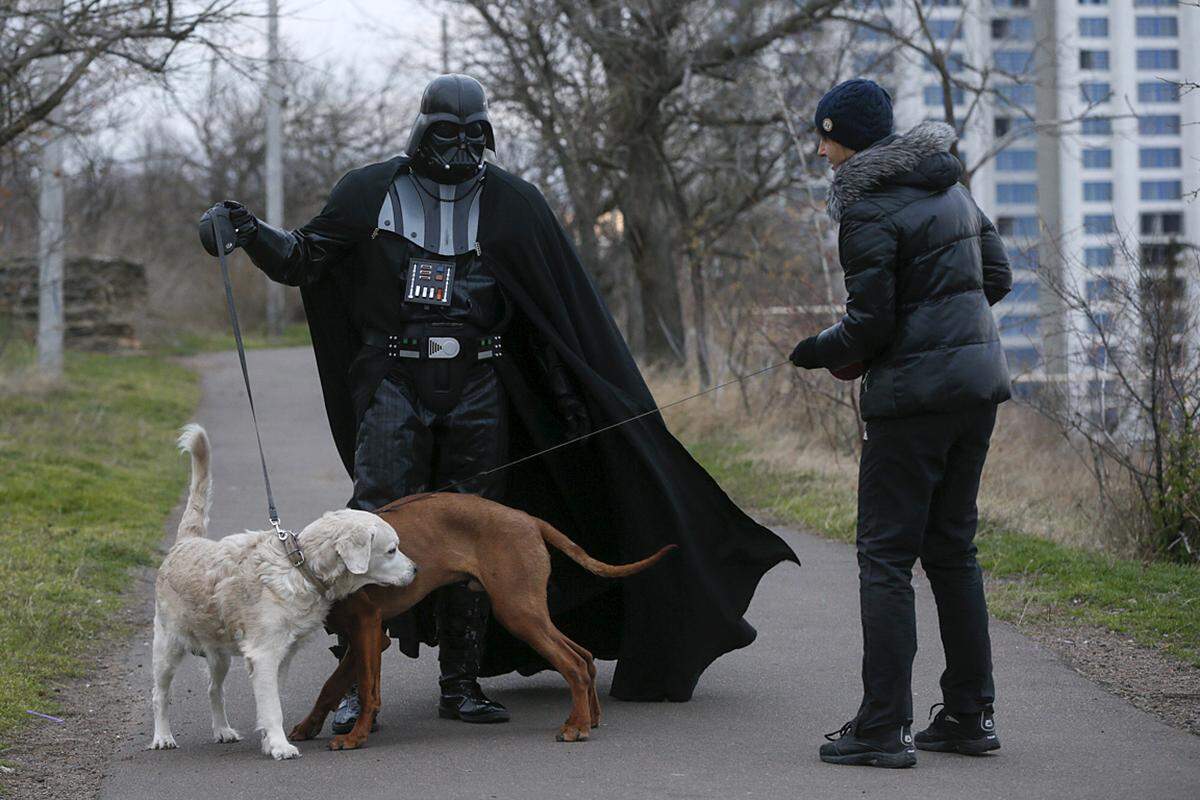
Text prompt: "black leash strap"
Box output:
[[212, 221, 280, 526], [210, 218, 331, 596]]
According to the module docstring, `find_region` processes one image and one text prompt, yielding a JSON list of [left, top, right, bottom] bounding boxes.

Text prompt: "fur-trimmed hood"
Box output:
[[825, 121, 960, 222]]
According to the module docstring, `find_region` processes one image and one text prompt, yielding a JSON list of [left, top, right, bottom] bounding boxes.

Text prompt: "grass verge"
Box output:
[[688, 439, 1200, 668], [0, 346, 199, 746], [148, 321, 311, 357]]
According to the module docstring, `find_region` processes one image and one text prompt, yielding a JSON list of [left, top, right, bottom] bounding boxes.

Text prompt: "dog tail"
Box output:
[[538, 521, 677, 578], [176, 424, 212, 540]]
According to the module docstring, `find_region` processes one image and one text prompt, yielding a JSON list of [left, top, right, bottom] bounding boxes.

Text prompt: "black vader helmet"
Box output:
[[406, 74, 496, 183]]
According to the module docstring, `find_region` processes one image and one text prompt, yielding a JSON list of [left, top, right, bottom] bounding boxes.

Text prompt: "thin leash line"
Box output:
[[427, 359, 792, 496]]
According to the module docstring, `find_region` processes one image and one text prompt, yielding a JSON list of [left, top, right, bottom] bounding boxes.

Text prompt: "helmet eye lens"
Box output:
[[429, 121, 459, 140], [465, 122, 485, 140]]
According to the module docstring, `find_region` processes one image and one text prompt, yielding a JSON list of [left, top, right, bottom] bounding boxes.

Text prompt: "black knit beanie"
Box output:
[[814, 79, 894, 152]]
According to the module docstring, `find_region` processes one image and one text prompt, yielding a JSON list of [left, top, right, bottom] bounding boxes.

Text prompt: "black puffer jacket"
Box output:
[[791, 121, 1013, 420]]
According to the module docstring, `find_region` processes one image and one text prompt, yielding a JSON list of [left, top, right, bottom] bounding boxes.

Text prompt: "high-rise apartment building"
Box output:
[[841, 0, 1200, 405]]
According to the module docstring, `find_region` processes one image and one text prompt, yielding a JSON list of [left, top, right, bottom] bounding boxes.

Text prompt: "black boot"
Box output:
[[436, 584, 510, 724], [819, 720, 917, 768], [915, 703, 1000, 755]]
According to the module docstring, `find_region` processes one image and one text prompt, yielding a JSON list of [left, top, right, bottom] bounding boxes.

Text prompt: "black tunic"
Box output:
[[296, 155, 799, 701]]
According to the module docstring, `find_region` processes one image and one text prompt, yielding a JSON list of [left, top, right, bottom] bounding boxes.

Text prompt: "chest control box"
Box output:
[[404, 257, 455, 307]]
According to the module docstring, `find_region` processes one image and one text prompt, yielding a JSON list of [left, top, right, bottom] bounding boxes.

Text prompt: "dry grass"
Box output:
[[651, 367, 1112, 554]]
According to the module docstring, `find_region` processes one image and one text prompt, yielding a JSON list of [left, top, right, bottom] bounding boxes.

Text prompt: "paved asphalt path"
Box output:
[[99, 347, 1200, 800]]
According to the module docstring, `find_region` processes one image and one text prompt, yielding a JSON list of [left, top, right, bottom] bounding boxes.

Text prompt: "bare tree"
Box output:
[[453, 0, 844, 366], [0, 0, 244, 150], [1028, 234, 1200, 562]]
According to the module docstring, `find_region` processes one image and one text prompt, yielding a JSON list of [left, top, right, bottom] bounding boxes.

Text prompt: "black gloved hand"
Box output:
[[557, 393, 592, 440], [789, 337, 818, 369], [199, 200, 259, 257], [223, 200, 259, 248]]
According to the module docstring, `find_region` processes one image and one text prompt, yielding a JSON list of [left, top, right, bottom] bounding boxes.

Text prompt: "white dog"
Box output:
[[149, 424, 416, 760]]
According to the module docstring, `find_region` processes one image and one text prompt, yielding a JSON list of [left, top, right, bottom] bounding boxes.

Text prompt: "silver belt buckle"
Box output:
[[427, 337, 461, 359]]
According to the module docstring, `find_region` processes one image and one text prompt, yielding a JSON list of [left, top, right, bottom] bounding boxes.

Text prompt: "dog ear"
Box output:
[[335, 522, 375, 575]]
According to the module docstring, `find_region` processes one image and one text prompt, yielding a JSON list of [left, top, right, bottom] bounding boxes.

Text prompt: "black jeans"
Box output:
[[854, 404, 998, 733]]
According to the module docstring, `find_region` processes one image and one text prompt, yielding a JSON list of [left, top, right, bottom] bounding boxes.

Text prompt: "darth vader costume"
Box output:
[[214, 75, 797, 725]]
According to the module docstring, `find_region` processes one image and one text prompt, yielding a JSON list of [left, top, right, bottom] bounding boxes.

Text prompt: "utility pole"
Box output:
[[264, 0, 285, 337], [441, 14, 450, 73], [37, 4, 65, 380]]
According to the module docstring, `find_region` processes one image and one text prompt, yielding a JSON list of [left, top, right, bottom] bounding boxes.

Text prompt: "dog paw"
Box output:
[[149, 734, 178, 750], [328, 734, 364, 751], [213, 727, 242, 743], [265, 740, 301, 760], [555, 724, 590, 743], [288, 720, 321, 741]]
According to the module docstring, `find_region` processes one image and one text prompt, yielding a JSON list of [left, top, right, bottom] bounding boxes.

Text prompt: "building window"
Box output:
[[1138, 81, 1180, 102], [1007, 245, 1039, 268], [1140, 180, 1183, 200], [999, 314, 1040, 337], [1079, 17, 1110, 36], [1084, 182, 1113, 201], [998, 216, 1040, 237], [923, 53, 966, 73], [997, 183, 1038, 204], [994, 0, 1031, 7], [1139, 147, 1182, 167], [1005, 347, 1041, 371], [1084, 214, 1115, 234], [1134, 0, 1176, 5], [1085, 247, 1114, 267], [992, 18, 1034, 39], [1009, 281, 1039, 303], [1082, 117, 1112, 134], [1135, 16, 1178, 36], [1080, 81, 1111, 103], [923, 85, 965, 105], [1082, 148, 1112, 168], [927, 19, 963, 39], [1139, 115, 1181, 135], [1078, 0, 1108, 5], [1136, 49, 1179, 69], [994, 117, 1035, 139], [996, 149, 1037, 171], [1080, 50, 1110, 69], [1086, 278, 1114, 301], [996, 83, 1036, 107], [1141, 212, 1184, 234], [995, 49, 1034, 72]]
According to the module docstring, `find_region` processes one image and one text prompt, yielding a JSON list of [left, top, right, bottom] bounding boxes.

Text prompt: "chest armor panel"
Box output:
[[368, 168, 503, 332], [378, 170, 483, 256]]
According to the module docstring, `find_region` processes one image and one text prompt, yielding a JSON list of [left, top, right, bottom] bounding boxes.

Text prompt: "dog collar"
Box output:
[[273, 521, 332, 597]]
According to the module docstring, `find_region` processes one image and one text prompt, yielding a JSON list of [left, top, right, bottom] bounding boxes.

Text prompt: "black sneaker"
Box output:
[[818, 720, 917, 768], [330, 685, 379, 735], [915, 703, 1000, 755]]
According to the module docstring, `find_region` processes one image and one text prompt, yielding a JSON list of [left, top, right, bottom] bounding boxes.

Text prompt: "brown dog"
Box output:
[[286, 492, 674, 750]]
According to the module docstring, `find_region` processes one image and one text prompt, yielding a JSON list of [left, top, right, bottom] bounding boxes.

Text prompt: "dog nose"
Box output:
[[411, 564, 419, 575]]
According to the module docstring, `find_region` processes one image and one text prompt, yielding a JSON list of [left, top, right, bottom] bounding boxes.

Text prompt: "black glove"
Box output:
[[789, 337, 819, 369], [224, 201, 259, 248], [199, 200, 259, 257]]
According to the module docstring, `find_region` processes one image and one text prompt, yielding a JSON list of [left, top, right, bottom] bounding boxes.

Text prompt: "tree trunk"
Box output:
[[622, 135, 685, 365]]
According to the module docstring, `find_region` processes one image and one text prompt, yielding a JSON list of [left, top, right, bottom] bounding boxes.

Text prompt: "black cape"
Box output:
[[298, 156, 798, 701]]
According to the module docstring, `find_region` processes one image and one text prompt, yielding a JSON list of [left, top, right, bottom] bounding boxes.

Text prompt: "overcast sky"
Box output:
[[275, 0, 441, 81]]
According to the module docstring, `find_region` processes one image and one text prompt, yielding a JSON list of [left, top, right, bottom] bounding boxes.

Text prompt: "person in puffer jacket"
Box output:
[[789, 79, 1012, 769]]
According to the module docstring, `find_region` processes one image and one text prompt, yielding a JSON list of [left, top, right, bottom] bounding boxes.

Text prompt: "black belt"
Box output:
[[363, 328, 503, 361]]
